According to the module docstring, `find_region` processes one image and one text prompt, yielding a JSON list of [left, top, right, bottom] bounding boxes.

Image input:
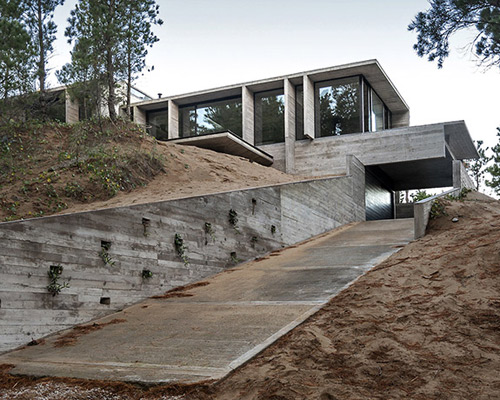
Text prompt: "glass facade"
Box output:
[[143, 74, 393, 145], [309, 76, 391, 137], [254, 89, 285, 146], [371, 90, 385, 132], [146, 108, 168, 140], [179, 97, 242, 138], [315, 77, 361, 137]]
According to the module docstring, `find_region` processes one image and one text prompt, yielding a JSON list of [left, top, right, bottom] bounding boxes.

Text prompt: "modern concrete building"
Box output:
[[129, 60, 478, 220], [45, 84, 153, 124]]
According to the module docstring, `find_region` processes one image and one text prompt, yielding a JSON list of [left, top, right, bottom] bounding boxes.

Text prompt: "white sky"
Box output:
[[49, 0, 499, 149]]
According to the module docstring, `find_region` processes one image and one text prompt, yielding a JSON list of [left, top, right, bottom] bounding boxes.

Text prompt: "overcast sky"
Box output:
[[49, 0, 499, 149]]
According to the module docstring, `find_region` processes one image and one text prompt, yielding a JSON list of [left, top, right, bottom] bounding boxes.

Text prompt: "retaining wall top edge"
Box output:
[[0, 174, 348, 226]]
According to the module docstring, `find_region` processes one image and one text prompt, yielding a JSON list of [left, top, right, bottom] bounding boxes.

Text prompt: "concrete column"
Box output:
[[392, 111, 410, 128], [65, 91, 79, 124], [242, 86, 254, 144], [168, 100, 179, 139], [133, 106, 146, 127], [284, 79, 296, 174], [303, 75, 315, 139]]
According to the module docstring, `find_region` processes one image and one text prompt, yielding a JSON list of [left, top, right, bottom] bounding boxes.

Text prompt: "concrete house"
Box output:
[[45, 84, 153, 123], [129, 60, 478, 220]]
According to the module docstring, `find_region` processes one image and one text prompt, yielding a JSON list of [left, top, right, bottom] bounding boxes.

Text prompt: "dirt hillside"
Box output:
[[1, 193, 499, 399], [0, 119, 300, 222]]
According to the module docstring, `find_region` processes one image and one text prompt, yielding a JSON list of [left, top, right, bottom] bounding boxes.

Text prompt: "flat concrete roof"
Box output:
[[133, 60, 409, 115], [369, 121, 477, 190], [167, 131, 274, 166]]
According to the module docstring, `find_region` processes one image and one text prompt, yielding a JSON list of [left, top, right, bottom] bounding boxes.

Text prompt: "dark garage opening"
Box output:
[[365, 167, 394, 221]]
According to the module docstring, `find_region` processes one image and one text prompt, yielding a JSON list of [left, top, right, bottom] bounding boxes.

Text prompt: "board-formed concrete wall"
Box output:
[[0, 156, 365, 353]]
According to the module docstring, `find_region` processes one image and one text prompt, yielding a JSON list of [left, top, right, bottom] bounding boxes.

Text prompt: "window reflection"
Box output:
[[316, 78, 360, 137], [254, 89, 285, 146], [179, 97, 242, 138], [295, 85, 305, 140], [146, 108, 168, 140], [371, 91, 384, 132]]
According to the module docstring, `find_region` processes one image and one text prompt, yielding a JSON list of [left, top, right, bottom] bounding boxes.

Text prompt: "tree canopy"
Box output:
[[0, 0, 35, 100], [485, 128, 500, 195], [59, 0, 162, 121], [408, 0, 500, 68], [23, 0, 65, 92]]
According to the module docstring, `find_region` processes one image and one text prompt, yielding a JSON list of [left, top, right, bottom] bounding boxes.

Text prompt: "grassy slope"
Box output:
[[0, 119, 165, 221]]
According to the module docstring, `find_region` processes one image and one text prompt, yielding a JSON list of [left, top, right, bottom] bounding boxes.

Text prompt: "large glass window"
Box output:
[[146, 108, 169, 140], [179, 97, 242, 138], [361, 78, 392, 132], [315, 77, 361, 137], [371, 91, 385, 132], [254, 89, 285, 146], [295, 85, 305, 140]]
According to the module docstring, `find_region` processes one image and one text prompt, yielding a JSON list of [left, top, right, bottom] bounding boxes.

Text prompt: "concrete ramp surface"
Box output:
[[0, 219, 414, 384]]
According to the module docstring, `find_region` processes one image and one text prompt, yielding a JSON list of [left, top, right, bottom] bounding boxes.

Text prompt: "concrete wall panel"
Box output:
[[0, 163, 365, 353]]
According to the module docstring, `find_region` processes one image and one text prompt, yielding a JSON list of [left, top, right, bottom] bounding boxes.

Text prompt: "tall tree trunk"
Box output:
[[106, 0, 117, 121], [37, 0, 45, 92], [126, 42, 131, 120], [106, 49, 116, 121]]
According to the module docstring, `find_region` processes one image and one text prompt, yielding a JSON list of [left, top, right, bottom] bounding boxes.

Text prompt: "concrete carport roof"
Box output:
[[370, 121, 478, 191]]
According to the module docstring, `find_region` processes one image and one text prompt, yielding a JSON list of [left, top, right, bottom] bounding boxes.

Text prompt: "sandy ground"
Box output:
[[1, 192, 499, 399], [61, 141, 303, 215]]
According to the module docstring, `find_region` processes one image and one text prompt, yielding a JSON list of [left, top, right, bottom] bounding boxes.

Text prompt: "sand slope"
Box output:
[[1, 194, 499, 400]]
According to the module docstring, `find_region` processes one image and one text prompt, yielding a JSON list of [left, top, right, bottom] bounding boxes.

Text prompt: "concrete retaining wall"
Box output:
[[414, 161, 475, 239], [413, 188, 460, 239], [0, 156, 365, 353]]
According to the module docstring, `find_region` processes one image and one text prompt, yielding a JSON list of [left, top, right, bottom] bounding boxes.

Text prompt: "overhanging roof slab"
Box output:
[[132, 60, 409, 115], [377, 157, 454, 191], [167, 131, 274, 166]]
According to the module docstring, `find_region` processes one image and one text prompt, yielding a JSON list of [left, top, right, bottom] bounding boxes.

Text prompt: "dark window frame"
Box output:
[[254, 88, 285, 146], [179, 95, 243, 138], [146, 107, 169, 140], [314, 75, 362, 137]]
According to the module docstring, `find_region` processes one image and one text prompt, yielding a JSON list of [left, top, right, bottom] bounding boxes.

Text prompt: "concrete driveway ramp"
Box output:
[[0, 219, 414, 384]]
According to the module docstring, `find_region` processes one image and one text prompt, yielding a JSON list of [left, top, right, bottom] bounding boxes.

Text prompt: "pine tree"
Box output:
[[0, 0, 34, 103], [486, 128, 500, 196], [409, 0, 500, 69], [121, 0, 162, 118], [62, 0, 123, 120], [22, 0, 64, 93], [60, 0, 162, 121], [467, 140, 491, 190]]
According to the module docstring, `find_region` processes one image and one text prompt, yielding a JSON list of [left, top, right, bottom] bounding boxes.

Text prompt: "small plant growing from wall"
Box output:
[[99, 241, 115, 266], [251, 236, 258, 248], [142, 269, 153, 279], [142, 218, 151, 237], [230, 251, 240, 265], [271, 225, 276, 235], [47, 265, 70, 296], [204, 222, 215, 243], [228, 209, 240, 233], [251, 198, 257, 215], [174, 233, 189, 266]]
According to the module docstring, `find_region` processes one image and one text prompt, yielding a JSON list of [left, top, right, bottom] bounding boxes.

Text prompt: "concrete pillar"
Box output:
[[303, 75, 315, 139], [168, 100, 179, 139], [242, 86, 254, 144], [65, 91, 79, 124], [392, 111, 410, 128], [284, 79, 296, 174], [133, 106, 146, 127]]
